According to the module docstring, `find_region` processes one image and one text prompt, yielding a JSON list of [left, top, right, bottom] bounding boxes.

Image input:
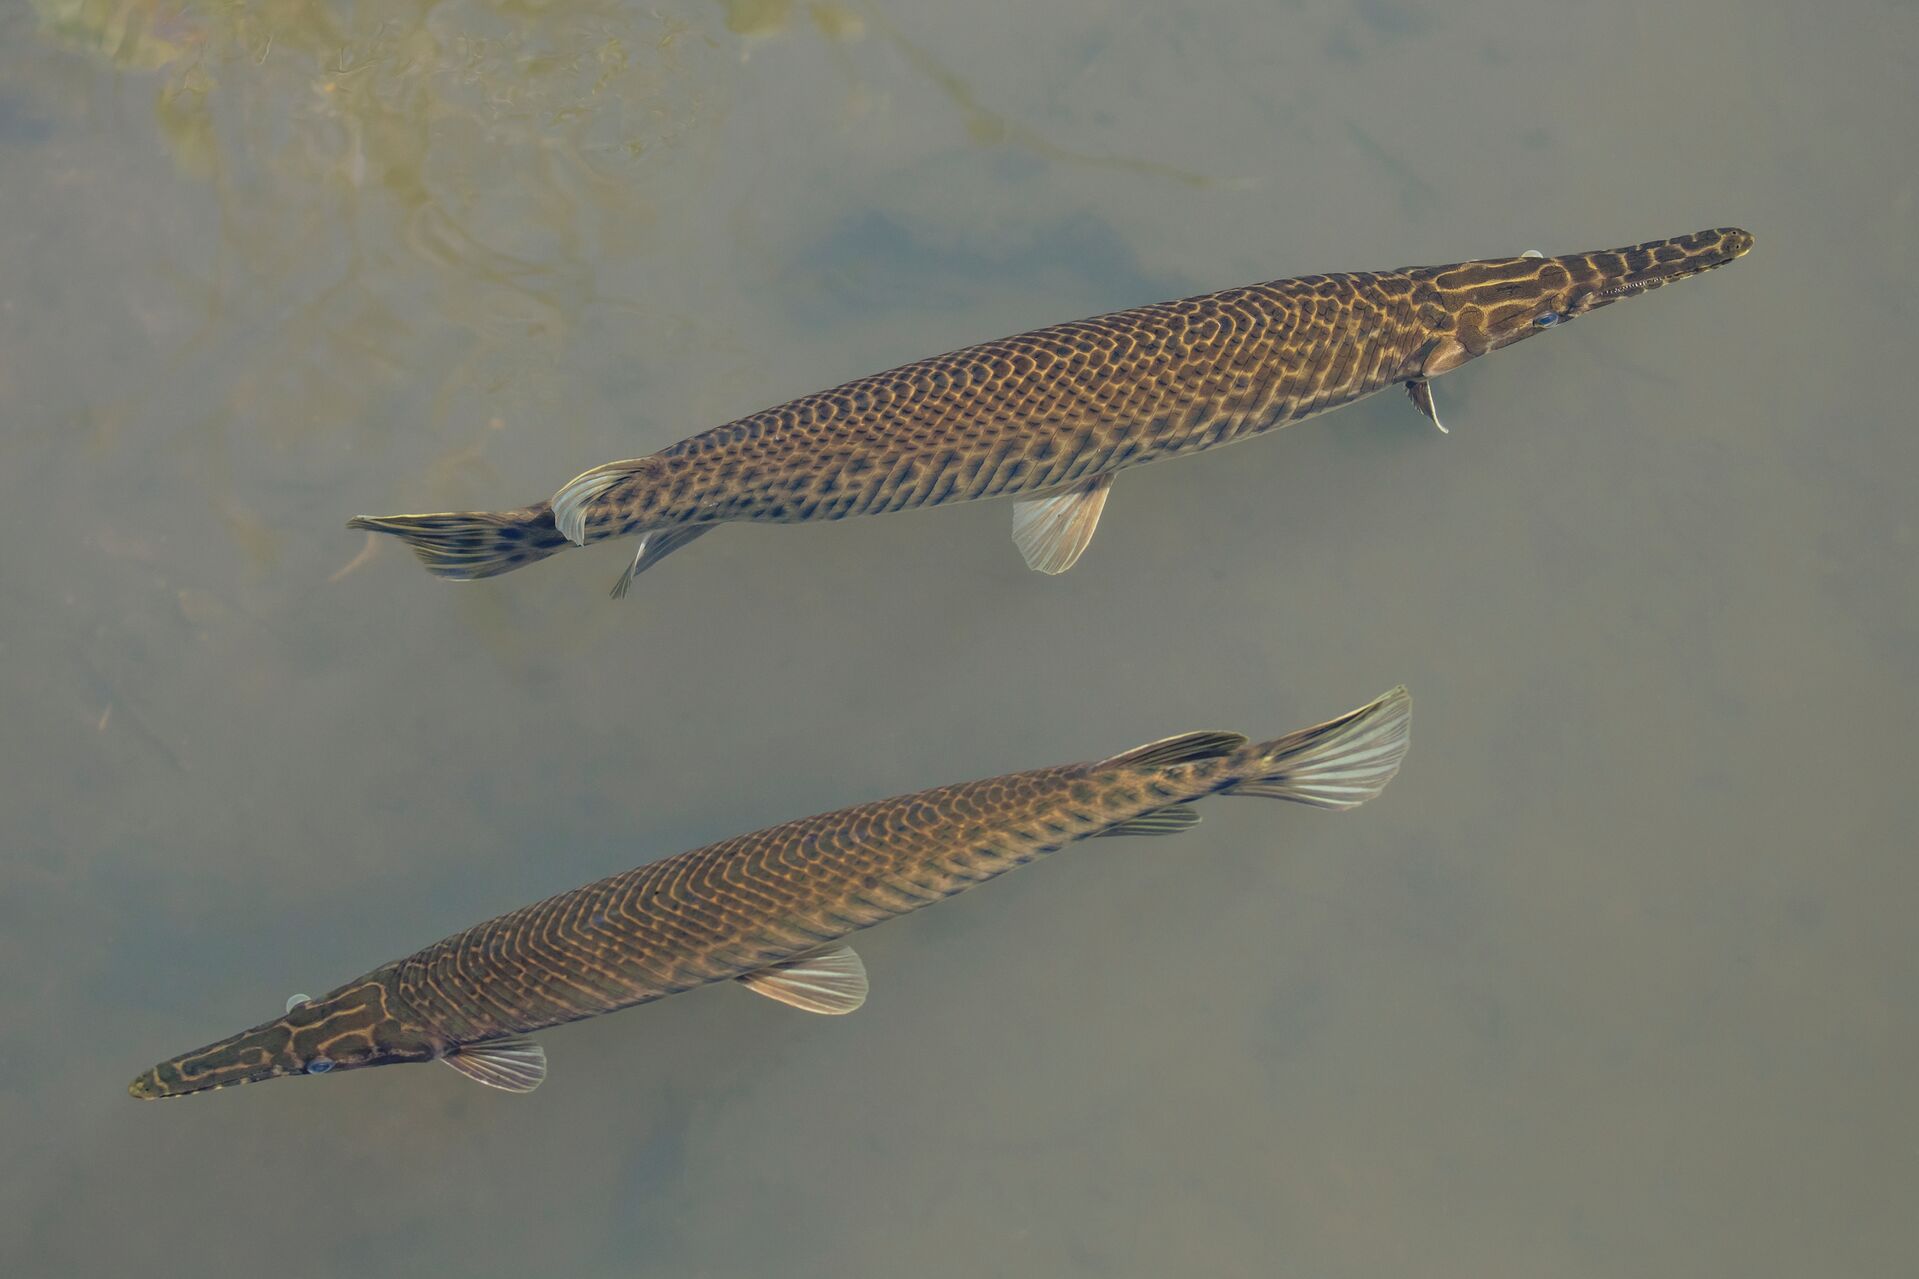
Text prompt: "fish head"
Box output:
[[1410, 227, 1754, 377], [128, 978, 443, 1100]]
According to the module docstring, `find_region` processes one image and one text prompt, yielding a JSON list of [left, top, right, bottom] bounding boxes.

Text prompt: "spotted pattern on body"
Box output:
[[131, 689, 1411, 1097], [347, 228, 1751, 587]]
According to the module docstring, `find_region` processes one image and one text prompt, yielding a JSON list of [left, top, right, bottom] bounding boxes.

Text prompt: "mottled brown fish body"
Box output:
[[349, 228, 1751, 588], [131, 688, 1410, 1098], [391, 741, 1259, 1039]]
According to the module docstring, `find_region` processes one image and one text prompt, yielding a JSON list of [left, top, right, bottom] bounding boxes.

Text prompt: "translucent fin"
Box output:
[[610, 525, 715, 599], [346, 510, 566, 581], [552, 459, 654, 546], [1521, 248, 1544, 259], [1098, 730, 1248, 771], [285, 993, 311, 1013], [1404, 380, 1447, 434], [1098, 805, 1202, 837], [442, 1038, 547, 1093], [1011, 474, 1113, 575], [1225, 687, 1411, 811], [737, 943, 868, 1015]]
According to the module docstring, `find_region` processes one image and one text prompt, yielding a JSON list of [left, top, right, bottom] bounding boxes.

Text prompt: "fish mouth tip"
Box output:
[[128, 1067, 176, 1100]]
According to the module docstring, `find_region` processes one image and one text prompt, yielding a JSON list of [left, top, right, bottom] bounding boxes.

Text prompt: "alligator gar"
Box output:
[[129, 686, 1410, 1098], [350, 228, 1751, 593]]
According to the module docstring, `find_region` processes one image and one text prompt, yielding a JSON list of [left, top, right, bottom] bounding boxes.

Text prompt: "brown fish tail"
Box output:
[[346, 502, 569, 581], [1219, 686, 1412, 810]]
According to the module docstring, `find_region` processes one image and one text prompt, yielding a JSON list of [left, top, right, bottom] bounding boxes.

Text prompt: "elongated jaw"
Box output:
[[1404, 225, 1754, 433]]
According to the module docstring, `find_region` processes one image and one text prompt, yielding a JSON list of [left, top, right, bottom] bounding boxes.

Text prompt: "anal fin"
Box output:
[[1011, 474, 1113, 575], [1098, 805, 1201, 837], [1405, 380, 1448, 434], [442, 1037, 547, 1093], [738, 943, 868, 1015], [611, 524, 714, 599]]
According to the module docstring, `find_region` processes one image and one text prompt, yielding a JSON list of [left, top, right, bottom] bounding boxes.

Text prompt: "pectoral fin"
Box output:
[[738, 943, 868, 1015], [442, 1037, 548, 1093], [1405, 380, 1447, 434], [1011, 474, 1113, 575]]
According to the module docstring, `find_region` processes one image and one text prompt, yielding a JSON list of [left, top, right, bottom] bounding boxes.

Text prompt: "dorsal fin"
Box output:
[[1097, 730, 1247, 771], [551, 458, 656, 546]]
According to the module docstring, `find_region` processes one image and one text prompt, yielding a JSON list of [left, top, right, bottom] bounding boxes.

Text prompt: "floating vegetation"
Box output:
[[36, 1, 716, 188], [27, 0, 1216, 577], [717, 0, 791, 39], [29, 0, 726, 530]]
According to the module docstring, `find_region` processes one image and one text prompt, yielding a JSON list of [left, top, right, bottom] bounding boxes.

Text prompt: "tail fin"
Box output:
[[1226, 687, 1411, 810], [346, 502, 570, 581]]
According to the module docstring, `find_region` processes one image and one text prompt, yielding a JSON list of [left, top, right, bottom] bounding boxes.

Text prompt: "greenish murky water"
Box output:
[[4, 2, 1914, 1274]]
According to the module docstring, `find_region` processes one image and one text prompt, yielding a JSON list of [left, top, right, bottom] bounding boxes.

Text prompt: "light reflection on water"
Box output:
[[3, 2, 1914, 1276]]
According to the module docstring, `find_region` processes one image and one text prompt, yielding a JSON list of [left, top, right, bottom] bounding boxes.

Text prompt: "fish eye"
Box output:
[[1532, 312, 1560, 327], [306, 1056, 335, 1075]]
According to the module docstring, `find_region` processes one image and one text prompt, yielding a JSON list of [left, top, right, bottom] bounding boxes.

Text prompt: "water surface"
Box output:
[[3, 2, 1913, 1274]]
